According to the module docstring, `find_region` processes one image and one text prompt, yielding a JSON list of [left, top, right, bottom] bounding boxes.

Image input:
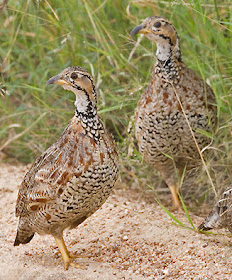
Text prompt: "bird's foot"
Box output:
[[64, 258, 86, 270], [54, 236, 87, 270], [55, 251, 88, 269]]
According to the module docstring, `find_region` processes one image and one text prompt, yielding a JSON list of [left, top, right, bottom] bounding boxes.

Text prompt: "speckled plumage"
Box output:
[[198, 188, 232, 232], [131, 16, 217, 208], [14, 67, 119, 269]]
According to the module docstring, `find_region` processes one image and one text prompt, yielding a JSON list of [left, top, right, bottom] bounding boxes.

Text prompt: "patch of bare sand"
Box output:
[[0, 163, 231, 280]]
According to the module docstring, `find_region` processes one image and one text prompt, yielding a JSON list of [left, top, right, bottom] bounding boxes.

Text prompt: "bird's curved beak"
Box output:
[[130, 24, 152, 36], [46, 74, 69, 86]]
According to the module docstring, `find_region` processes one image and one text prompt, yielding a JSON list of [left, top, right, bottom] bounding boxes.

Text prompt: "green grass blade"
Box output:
[[179, 194, 195, 229]]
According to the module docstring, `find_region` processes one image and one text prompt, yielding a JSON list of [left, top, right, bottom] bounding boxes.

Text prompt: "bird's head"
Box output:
[[130, 16, 178, 45], [47, 66, 97, 114], [130, 16, 181, 61]]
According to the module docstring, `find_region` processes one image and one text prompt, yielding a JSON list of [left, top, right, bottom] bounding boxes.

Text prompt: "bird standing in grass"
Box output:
[[130, 16, 217, 208], [14, 66, 119, 269], [198, 188, 232, 232]]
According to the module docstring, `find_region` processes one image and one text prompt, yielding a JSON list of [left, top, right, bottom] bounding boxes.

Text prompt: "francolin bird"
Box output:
[[131, 16, 217, 208], [14, 66, 119, 269], [198, 188, 232, 233]]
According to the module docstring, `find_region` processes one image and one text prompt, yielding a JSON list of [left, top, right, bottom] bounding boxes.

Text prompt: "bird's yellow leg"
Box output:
[[54, 236, 84, 270], [169, 184, 181, 209]]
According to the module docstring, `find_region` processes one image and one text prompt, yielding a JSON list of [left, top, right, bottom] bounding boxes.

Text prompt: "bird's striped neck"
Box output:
[[75, 95, 103, 141]]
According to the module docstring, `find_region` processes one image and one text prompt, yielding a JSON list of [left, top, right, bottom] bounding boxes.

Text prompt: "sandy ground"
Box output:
[[0, 163, 232, 280]]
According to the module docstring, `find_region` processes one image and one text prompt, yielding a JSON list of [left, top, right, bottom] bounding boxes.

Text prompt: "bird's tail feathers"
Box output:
[[14, 219, 34, 246]]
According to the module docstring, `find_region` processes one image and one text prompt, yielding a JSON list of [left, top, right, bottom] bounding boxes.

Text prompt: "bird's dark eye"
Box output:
[[70, 72, 78, 79], [154, 21, 161, 28]]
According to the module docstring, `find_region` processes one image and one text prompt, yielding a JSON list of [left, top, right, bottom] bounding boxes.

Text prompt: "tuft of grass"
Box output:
[[1, 0, 232, 212]]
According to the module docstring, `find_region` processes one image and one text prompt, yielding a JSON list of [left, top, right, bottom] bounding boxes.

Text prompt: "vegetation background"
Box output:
[[1, 0, 232, 212]]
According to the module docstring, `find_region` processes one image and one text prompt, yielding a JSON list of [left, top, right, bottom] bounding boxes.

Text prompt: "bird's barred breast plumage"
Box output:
[[135, 64, 217, 167]]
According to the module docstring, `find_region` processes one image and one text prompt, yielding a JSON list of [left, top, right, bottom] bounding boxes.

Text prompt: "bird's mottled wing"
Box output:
[[15, 119, 103, 217]]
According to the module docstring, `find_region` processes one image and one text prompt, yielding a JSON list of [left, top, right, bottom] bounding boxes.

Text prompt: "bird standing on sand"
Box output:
[[14, 66, 119, 269], [131, 16, 217, 208]]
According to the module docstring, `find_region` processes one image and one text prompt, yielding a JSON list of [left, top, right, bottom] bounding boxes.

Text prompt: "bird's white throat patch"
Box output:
[[145, 34, 172, 62], [61, 84, 90, 113], [74, 91, 89, 113], [156, 39, 172, 62]]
